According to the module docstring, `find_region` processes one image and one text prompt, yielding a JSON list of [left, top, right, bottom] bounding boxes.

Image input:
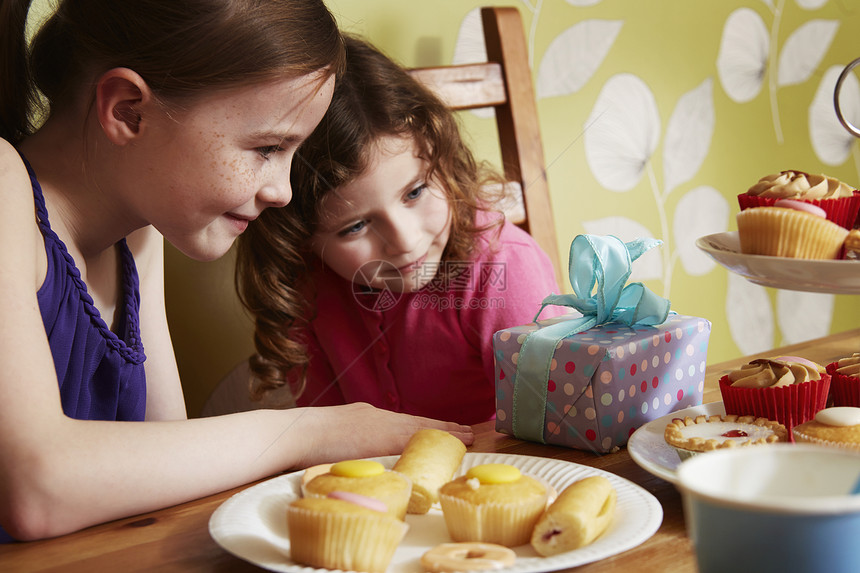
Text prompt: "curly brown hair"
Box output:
[[235, 35, 504, 402]]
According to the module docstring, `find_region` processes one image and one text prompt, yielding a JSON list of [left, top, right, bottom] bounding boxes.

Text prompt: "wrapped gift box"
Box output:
[[493, 313, 711, 453]]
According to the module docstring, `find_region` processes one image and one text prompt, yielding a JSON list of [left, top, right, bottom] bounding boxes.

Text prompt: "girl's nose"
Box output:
[[383, 217, 420, 255], [257, 178, 292, 209]]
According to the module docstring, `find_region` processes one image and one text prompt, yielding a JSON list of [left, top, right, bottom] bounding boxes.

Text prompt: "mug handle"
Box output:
[[834, 57, 860, 138]]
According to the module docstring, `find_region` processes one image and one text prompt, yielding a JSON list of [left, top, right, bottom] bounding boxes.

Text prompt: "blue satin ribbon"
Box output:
[[511, 234, 671, 443]]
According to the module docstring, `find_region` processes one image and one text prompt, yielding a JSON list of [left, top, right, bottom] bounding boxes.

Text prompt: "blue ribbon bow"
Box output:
[[511, 234, 671, 443]]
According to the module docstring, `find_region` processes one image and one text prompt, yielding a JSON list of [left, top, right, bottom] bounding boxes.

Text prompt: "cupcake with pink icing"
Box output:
[[736, 199, 848, 259], [826, 353, 860, 407], [718, 356, 830, 435], [287, 491, 409, 573], [302, 459, 412, 520], [739, 170, 860, 229], [792, 407, 860, 452]]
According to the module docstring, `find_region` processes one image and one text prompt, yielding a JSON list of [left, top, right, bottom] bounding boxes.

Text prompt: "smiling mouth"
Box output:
[[224, 213, 256, 234], [395, 254, 427, 273]]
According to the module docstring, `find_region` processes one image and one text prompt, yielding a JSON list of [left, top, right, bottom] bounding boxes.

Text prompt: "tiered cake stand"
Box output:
[[696, 232, 860, 295]]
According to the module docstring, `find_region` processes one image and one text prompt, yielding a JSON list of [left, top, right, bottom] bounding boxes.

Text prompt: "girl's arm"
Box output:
[[0, 144, 472, 542], [128, 225, 187, 421]]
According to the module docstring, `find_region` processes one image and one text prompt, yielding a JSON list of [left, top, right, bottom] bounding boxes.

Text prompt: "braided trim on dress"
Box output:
[[25, 157, 146, 364]]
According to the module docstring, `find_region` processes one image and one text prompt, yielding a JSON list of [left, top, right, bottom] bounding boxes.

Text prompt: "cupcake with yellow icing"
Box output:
[[826, 353, 860, 407], [718, 356, 830, 433], [438, 463, 548, 547], [739, 170, 860, 229], [303, 459, 412, 520], [287, 491, 408, 573], [792, 407, 860, 452]]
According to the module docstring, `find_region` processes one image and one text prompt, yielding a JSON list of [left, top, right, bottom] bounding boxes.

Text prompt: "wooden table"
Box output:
[[3, 328, 859, 572]]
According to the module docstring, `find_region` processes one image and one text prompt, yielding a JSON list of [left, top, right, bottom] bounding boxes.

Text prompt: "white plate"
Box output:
[[209, 452, 662, 573], [627, 402, 726, 484], [696, 231, 860, 294]]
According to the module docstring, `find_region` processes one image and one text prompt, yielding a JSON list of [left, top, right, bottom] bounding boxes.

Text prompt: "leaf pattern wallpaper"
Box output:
[[330, 0, 860, 364]]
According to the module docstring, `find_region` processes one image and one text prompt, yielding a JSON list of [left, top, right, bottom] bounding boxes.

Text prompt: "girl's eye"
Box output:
[[338, 220, 367, 237], [405, 183, 427, 201], [256, 145, 284, 159]]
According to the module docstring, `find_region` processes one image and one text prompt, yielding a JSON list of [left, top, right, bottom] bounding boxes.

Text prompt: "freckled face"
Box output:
[[130, 72, 334, 261], [310, 135, 452, 293]]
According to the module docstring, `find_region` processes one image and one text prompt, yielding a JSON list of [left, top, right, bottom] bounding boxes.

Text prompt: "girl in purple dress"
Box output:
[[0, 0, 470, 542]]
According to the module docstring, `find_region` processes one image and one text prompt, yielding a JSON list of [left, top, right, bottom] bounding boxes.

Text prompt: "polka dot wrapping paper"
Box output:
[[493, 313, 712, 453]]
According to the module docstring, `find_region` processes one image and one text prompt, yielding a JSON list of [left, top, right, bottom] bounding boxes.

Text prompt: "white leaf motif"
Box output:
[[673, 186, 729, 276], [452, 8, 494, 119], [537, 20, 623, 99], [584, 74, 660, 192], [776, 291, 834, 344], [452, 8, 485, 65], [564, 0, 603, 6], [726, 274, 774, 355], [581, 217, 662, 282], [717, 8, 769, 103], [777, 20, 839, 87], [810, 65, 859, 166], [795, 0, 828, 9], [663, 78, 715, 195]]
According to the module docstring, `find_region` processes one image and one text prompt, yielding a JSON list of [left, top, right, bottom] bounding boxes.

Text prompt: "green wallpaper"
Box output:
[[328, 0, 860, 364]]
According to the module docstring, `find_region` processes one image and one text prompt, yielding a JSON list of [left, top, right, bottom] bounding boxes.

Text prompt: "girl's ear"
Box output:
[[95, 68, 153, 144]]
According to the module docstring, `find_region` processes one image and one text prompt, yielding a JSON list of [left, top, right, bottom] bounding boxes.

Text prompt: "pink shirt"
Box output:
[[295, 217, 564, 425]]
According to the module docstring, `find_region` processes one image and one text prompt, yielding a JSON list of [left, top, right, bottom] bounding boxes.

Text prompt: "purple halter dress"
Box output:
[[0, 159, 148, 543]]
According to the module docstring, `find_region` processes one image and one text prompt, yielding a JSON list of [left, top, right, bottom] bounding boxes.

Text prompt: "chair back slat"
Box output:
[[408, 63, 505, 110], [409, 6, 561, 285]]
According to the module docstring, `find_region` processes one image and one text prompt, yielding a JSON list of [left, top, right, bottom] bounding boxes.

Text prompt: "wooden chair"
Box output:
[[408, 6, 562, 285], [196, 6, 561, 417]]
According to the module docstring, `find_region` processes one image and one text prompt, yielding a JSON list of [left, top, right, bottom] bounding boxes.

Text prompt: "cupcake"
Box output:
[[792, 407, 860, 452], [300, 462, 334, 488], [826, 353, 860, 407], [287, 491, 408, 573], [843, 229, 860, 260], [303, 459, 412, 520], [438, 463, 548, 547], [718, 356, 830, 433], [739, 170, 860, 229], [736, 200, 848, 259], [664, 414, 788, 460]]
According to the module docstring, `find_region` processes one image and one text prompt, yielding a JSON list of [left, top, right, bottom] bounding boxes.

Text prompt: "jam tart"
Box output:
[[664, 414, 788, 460]]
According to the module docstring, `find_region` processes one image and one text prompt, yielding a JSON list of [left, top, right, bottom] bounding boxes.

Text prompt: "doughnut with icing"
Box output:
[[530, 476, 616, 556], [420, 542, 516, 573], [392, 428, 466, 514]]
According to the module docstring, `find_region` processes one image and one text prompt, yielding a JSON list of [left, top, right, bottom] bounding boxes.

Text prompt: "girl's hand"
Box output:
[[288, 402, 474, 468]]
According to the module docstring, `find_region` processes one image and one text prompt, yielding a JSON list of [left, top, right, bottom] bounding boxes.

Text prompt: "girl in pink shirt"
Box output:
[[236, 36, 563, 425]]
